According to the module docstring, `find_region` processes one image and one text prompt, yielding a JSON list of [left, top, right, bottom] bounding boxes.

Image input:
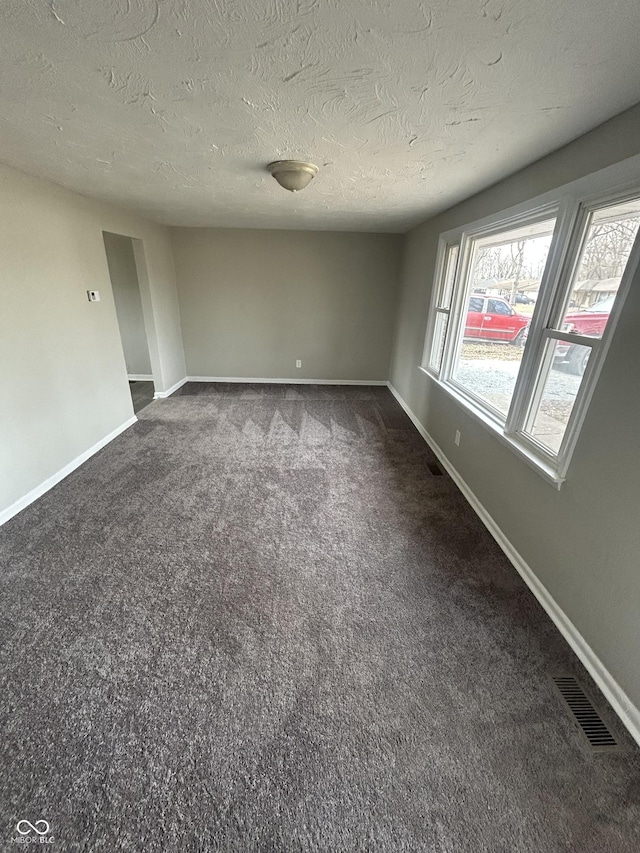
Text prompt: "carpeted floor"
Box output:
[[1, 383, 638, 852]]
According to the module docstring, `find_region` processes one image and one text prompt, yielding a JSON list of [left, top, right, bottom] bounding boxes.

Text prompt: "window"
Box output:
[[427, 244, 459, 373], [422, 182, 640, 484], [450, 215, 557, 421], [523, 198, 640, 455]]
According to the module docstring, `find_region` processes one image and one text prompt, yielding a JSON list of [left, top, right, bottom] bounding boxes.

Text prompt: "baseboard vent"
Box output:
[[427, 461, 444, 476], [552, 675, 619, 751]]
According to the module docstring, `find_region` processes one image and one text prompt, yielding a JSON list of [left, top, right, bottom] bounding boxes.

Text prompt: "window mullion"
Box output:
[[545, 329, 599, 346]]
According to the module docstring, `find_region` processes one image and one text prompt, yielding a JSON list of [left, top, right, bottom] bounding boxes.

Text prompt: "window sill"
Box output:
[[418, 365, 565, 490]]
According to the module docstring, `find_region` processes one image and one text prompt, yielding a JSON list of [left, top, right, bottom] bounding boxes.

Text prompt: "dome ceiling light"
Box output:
[[267, 160, 318, 192]]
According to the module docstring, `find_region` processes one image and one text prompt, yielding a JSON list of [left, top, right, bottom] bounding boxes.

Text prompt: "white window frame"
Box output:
[[420, 157, 640, 487], [422, 242, 459, 375]]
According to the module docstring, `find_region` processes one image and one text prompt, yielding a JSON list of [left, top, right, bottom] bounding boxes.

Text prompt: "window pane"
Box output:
[[487, 298, 511, 315], [558, 199, 640, 337], [438, 245, 459, 309], [453, 339, 526, 417], [452, 217, 556, 418], [429, 311, 448, 372], [525, 340, 592, 453], [468, 217, 555, 307]]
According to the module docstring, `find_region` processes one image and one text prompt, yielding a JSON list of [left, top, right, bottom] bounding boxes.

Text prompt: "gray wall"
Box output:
[[171, 228, 402, 381], [389, 104, 640, 712], [0, 163, 186, 517], [103, 232, 152, 377]]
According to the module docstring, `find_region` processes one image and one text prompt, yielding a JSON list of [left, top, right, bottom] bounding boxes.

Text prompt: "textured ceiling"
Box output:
[[2, 0, 640, 232]]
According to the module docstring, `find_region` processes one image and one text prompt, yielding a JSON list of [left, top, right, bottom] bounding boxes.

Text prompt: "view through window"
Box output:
[[451, 218, 556, 418], [423, 184, 640, 479], [524, 199, 640, 452]]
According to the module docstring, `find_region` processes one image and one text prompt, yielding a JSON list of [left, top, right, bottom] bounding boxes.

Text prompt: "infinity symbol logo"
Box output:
[[16, 820, 50, 836]]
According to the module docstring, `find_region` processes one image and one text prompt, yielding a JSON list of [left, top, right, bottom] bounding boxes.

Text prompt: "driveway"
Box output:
[[455, 343, 582, 451]]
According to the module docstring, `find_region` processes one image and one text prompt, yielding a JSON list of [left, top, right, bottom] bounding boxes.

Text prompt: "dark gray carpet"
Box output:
[[1, 384, 639, 852]]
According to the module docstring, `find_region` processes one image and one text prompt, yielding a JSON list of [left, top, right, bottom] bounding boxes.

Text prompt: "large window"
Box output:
[[450, 216, 556, 419], [423, 185, 640, 484]]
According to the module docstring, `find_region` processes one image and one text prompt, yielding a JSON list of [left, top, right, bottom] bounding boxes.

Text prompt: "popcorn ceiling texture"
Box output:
[[3, 0, 640, 231]]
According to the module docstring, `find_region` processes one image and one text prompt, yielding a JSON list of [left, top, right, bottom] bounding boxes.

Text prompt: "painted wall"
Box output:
[[389, 104, 640, 715], [0, 163, 186, 517], [171, 228, 402, 381], [103, 232, 152, 377]]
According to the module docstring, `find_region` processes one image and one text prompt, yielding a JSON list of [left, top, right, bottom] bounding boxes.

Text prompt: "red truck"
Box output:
[[558, 295, 615, 373], [464, 294, 530, 345]]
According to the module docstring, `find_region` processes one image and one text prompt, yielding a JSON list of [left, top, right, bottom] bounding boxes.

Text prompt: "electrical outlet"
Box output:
[[455, 430, 461, 446], [87, 290, 100, 302], [296, 359, 302, 369]]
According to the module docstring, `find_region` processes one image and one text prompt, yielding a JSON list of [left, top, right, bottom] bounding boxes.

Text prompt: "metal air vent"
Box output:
[[552, 675, 619, 752]]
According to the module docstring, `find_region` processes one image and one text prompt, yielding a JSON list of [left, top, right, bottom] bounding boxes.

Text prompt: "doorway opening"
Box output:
[[103, 232, 155, 414]]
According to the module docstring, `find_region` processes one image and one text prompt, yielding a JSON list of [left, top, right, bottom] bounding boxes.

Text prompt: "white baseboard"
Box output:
[[387, 381, 640, 749], [154, 377, 188, 399], [0, 416, 138, 528], [127, 374, 153, 382], [186, 376, 388, 386]]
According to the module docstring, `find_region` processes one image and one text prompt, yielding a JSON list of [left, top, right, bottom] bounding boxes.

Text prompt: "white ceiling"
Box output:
[[3, 0, 640, 232]]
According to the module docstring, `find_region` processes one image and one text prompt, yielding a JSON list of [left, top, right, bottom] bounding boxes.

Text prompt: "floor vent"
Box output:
[[427, 461, 444, 476], [552, 675, 619, 752]]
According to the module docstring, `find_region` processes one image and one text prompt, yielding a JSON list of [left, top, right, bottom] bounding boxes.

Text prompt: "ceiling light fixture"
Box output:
[[267, 160, 318, 192]]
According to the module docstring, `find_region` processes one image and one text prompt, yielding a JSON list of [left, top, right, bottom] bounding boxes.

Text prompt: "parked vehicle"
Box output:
[[514, 292, 535, 304], [557, 295, 616, 374], [565, 295, 615, 335], [465, 294, 529, 344]]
